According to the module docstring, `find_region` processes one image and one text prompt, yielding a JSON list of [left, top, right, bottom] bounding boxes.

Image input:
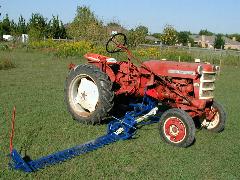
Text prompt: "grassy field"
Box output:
[[0, 49, 240, 179]]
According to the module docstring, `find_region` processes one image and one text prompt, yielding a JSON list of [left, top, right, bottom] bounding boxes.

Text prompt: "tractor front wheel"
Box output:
[[201, 100, 226, 132], [65, 64, 114, 124], [159, 108, 196, 148]]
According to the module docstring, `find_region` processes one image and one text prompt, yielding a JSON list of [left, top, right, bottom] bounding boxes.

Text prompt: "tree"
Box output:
[[0, 14, 19, 40], [47, 16, 67, 39], [48, 16, 59, 38], [67, 6, 107, 42], [1, 14, 11, 34], [0, 6, 2, 40], [107, 21, 121, 27], [17, 15, 28, 35], [199, 29, 214, 36], [106, 21, 125, 35], [227, 33, 240, 42], [127, 29, 137, 47], [10, 19, 17, 35], [152, 33, 161, 39], [214, 34, 225, 49], [127, 25, 149, 47], [59, 21, 67, 39], [0, 23, 2, 40], [161, 25, 178, 45], [135, 25, 148, 35], [177, 31, 193, 46], [28, 13, 48, 40]]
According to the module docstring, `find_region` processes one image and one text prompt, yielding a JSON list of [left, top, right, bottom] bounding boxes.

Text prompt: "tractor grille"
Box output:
[[199, 71, 216, 99]]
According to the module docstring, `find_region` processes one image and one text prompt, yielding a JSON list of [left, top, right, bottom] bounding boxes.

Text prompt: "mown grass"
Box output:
[[0, 49, 240, 179]]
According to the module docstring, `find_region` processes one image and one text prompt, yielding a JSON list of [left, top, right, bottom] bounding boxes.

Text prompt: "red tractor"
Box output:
[[65, 33, 226, 147]]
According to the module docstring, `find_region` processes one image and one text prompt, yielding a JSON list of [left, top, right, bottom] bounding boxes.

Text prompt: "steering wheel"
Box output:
[[106, 33, 127, 53]]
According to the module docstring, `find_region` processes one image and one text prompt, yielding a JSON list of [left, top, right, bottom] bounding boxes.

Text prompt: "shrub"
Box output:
[[135, 47, 160, 58], [134, 47, 193, 62], [28, 40, 107, 57], [26, 39, 240, 67], [55, 41, 93, 57], [29, 39, 58, 49]]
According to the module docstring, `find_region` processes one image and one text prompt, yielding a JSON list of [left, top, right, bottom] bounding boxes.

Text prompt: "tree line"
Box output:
[[1, 5, 239, 49], [0, 13, 66, 40]]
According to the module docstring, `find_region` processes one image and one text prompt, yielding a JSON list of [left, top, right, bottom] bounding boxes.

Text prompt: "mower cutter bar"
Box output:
[[10, 133, 121, 172], [9, 96, 158, 173]]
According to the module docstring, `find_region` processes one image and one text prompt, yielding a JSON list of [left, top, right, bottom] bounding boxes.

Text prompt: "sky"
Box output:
[[0, 0, 239, 34]]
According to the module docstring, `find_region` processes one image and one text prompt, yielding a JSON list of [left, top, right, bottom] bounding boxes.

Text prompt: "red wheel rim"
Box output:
[[163, 117, 186, 143]]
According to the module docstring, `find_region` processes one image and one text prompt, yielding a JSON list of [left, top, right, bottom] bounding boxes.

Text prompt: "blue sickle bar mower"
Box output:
[[9, 96, 159, 173]]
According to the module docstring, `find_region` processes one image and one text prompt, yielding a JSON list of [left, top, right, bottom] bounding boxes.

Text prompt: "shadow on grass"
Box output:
[[17, 127, 44, 162]]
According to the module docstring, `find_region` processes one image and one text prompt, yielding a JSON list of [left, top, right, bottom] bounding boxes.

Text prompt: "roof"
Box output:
[[145, 35, 161, 42], [190, 35, 215, 44], [190, 35, 240, 45], [223, 37, 240, 45]]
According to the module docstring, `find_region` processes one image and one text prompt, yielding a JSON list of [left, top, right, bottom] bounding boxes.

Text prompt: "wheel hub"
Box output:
[[75, 78, 99, 112], [164, 117, 186, 143], [169, 125, 179, 136], [69, 75, 100, 117]]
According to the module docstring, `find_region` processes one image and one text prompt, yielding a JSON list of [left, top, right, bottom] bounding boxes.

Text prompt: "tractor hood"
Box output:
[[141, 60, 216, 79]]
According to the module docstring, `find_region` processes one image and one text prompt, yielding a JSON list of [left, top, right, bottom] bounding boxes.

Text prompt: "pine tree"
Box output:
[[59, 21, 67, 39], [2, 14, 11, 34], [49, 16, 61, 38], [10, 19, 17, 35], [48, 16, 67, 39], [17, 15, 27, 35]]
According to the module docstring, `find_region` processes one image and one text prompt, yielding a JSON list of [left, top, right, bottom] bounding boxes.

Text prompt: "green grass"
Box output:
[[0, 49, 240, 179]]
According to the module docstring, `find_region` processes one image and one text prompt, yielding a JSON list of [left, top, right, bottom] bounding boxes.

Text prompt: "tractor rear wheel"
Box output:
[[65, 64, 114, 124], [201, 100, 226, 132], [159, 108, 196, 148]]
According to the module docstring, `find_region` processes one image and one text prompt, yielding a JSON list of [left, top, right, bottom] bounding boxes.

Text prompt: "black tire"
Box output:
[[159, 108, 196, 148], [202, 100, 227, 132], [64, 64, 114, 124]]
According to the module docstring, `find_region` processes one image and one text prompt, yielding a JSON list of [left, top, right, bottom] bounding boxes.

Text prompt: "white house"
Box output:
[[3, 35, 14, 41]]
